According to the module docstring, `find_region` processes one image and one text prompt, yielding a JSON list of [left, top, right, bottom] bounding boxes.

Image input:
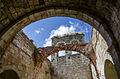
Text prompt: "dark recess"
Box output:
[[39, 0, 45, 5]]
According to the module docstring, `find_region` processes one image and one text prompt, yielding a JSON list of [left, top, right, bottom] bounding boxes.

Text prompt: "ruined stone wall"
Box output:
[[91, 28, 117, 79], [35, 59, 52, 79], [51, 32, 92, 79], [0, 31, 51, 79], [0, 0, 120, 77], [51, 32, 84, 45], [51, 32, 84, 64], [51, 53, 92, 79]]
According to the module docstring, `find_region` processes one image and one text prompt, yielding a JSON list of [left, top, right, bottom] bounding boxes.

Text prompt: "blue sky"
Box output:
[[22, 17, 92, 48]]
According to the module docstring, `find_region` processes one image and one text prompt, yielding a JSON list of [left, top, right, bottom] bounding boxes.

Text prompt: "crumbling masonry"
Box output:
[[0, 29, 118, 79]]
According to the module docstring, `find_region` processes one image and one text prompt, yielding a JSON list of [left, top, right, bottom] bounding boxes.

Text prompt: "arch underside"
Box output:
[[33, 43, 95, 66], [0, 0, 119, 55], [33, 43, 99, 78]]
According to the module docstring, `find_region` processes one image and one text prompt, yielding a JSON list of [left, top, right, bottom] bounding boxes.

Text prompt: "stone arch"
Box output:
[[0, 9, 114, 54], [0, 0, 120, 50], [104, 59, 118, 79], [37, 43, 96, 67], [36, 43, 98, 78], [0, 7, 115, 50], [0, 70, 19, 79], [0, 0, 120, 78]]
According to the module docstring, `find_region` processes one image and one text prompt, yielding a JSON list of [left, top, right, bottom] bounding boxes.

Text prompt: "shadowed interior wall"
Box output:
[[91, 28, 118, 79], [0, 31, 52, 79], [0, 70, 19, 79], [0, 0, 120, 77], [104, 60, 118, 79]]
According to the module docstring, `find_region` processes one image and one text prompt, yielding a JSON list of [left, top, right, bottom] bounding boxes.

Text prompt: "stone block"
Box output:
[[12, 13, 18, 19], [1, 18, 10, 25], [0, 2, 4, 8], [46, 9, 55, 16], [29, 14, 36, 22], [112, 52, 119, 64], [93, 20, 100, 30], [9, 7, 16, 14], [34, 12, 43, 20]]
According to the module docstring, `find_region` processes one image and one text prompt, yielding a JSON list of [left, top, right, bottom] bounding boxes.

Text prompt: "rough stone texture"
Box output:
[[51, 32, 84, 64], [0, 0, 120, 78], [35, 59, 52, 79], [0, 0, 120, 56], [38, 43, 96, 64], [50, 33, 92, 79], [0, 31, 52, 79], [51, 53, 92, 79], [0, 28, 119, 79], [91, 28, 118, 79], [51, 32, 84, 45]]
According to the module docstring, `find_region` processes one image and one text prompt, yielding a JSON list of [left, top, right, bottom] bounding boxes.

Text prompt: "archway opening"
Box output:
[[0, 1, 120, 78], [104, 59, 118, 79], [2, 8, 119, 78], [22, 16, 93, 79], [0, 70, 19, 79], [22, 16, 92, 60], [22, 17, 92, 48]]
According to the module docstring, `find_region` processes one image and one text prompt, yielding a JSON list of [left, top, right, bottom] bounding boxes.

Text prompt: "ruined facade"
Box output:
[[51, 53, 92, 79], [51, 32, 84, 64], [50, 33, 92, 79], [0, 28, 119, 79]]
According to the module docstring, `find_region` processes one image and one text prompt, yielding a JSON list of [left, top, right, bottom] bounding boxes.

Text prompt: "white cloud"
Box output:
[[69, 21, 74, 24], [43, 22, 91, 47], [35, 28, 44, 34], [44, 38, 52, 47], [35, 30, 41, 34], [41, 28, 44, 31], [51, 25, 75, 36], [85, 27, 89, 33], [43, 25, 76, 47]]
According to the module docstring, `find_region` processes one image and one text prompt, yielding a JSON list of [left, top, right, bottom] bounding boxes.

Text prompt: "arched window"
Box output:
[[57, 42, 65, 46], [104, 59, 118, 79], [71, 40, 78, 44], [0, 70, 19, 79]]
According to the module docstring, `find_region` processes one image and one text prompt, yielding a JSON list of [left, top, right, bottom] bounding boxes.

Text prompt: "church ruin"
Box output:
[[50, 32, 92, 79], [0, 28, 118, 79], [0, 0, 120, 79]]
